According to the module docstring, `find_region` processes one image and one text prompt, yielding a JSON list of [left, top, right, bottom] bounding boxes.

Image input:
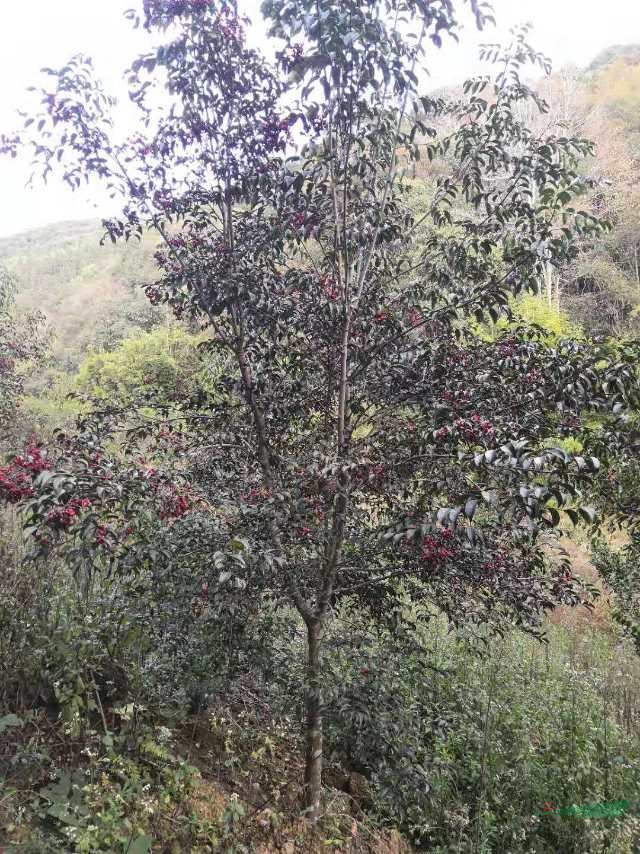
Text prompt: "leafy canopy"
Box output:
[[4, 0, 640, 817], [5, 0, 638, 631]]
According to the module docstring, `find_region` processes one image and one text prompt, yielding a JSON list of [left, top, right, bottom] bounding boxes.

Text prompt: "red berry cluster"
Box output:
[[551, 568, 575, 596], [0, 467, 33, 503], [291, 212, 306, 230], [145, 285, 163, 306], [150, 427, 187, 454], [241, 484, 269, 503], [459, 414, 494, 440], [408, 308, 422, 327], [482, 547, 509, 573], [319, 274, 340, 301], [45, 498, 91, 531], [262, 114, 290, 152], [12, 442, 50, 474], [159, 484, 199, 520], [89, 451, 103, 470], [374, 311, 390, 323], [308, 107, 328, 135], [215, 9, 245, 42], [300, 491, 326, 522], [562, 415, 581, 430], [167, 235, 187, 250], [442, 388, 470, 409], [354, 462, 386, 489], [0, 441, 50, 504], [369, 463, 386, 483], [499, 340, 518, 358], [524, 368, 544, 384], [421, 528, 457, 564], [435, 415, 494, 443], [445, 348, 470, 370], [152, 190, 173, 211], [279, 43, 304, 72]]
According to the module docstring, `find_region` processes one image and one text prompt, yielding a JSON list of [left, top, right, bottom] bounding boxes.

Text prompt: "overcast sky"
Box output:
[[1, 0, 638, 238]]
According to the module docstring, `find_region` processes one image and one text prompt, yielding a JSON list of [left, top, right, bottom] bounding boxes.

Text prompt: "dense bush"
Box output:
[[6, 552, 640, 853], [74, 327, 210, 407], [321, 617, 640, 851], [593, 537, 640, 653]]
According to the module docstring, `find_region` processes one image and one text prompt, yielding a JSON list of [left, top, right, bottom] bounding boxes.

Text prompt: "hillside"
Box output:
[[0, 219, 164, 369]]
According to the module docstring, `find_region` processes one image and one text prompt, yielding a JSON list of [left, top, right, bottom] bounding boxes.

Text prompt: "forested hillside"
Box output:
[[2, 5, 640, 853], [0, 221, 161, 369]]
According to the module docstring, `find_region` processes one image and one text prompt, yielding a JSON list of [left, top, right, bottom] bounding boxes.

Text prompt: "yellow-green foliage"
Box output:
[[588, 57, 640, 131], [75, 327, 208, 405], [515, 294, 581, 339], [22, 391, 85, 434], [477, 293, 581, 342]]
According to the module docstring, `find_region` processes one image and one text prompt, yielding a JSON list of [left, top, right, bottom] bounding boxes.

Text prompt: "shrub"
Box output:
[[322, 616, 640, 852]]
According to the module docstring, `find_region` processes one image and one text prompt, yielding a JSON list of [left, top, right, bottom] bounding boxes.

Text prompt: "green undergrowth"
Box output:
[[0, 701, 381, 853], [326, 620, 640, 852], [3, 497, 640, 852], [3, 618, 640, 852]]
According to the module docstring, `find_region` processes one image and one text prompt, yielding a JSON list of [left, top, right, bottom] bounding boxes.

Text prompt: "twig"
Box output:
[[89, 670, 109, 737]]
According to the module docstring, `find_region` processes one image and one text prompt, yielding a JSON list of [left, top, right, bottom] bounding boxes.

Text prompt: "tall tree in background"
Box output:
[[7, 0, 640, 819], [0, 268, 45, 444]]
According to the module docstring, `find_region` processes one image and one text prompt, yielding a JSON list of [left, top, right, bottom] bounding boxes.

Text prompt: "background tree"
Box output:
[[8, 0, 640, 822], [74, 326, 210, 406], [0, 267, 46, 448]]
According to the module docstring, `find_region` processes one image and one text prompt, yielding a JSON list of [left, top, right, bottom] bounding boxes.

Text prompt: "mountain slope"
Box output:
[[1, 219, 164, 368]]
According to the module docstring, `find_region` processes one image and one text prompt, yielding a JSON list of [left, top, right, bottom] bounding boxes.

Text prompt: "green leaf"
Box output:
[[124, 836, 152, 854], [228, 538, 247, 552], [565, 508, 580, 526], [579, 506, 598, 525], [0, 713, 23, 734]]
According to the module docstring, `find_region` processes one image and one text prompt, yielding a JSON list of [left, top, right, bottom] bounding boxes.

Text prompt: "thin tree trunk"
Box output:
[[304, 618, 324, 823], [544, 262, 553, 308]]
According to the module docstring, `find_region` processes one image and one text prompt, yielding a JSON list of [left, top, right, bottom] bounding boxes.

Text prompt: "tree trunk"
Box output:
[[544, 262, 553, 308], [304, 618, 323, 823]]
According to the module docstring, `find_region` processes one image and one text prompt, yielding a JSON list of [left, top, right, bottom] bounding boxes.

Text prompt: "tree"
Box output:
[[7, 0, 640, 821], [593, 534, 640, 654], [0, 267, 46, 446], [75, 326, 209, 406]]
